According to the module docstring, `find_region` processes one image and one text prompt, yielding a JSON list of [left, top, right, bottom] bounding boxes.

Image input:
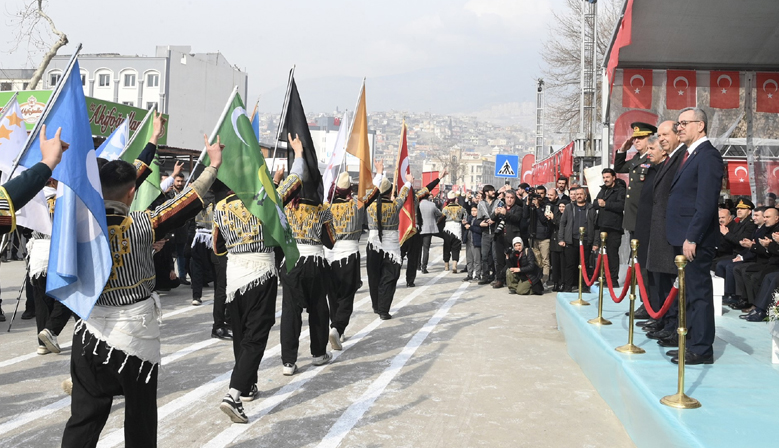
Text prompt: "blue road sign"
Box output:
[[495, 154, 519, 178]]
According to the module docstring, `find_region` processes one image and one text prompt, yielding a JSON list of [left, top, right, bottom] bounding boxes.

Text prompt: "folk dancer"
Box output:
[[441, 191, 466, 273]]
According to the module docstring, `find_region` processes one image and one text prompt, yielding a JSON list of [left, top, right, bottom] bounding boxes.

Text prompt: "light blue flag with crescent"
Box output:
[[26, 60, 112, 319], [95, 118, 129, 160], [251, 111, 260, 141]]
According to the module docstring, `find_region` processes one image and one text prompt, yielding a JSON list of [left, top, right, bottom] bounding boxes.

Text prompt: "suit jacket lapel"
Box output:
[[656, 146, 683, 187]]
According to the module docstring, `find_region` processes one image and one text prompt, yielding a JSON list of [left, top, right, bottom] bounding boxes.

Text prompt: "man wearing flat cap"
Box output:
[[615, 122, 657, 237]]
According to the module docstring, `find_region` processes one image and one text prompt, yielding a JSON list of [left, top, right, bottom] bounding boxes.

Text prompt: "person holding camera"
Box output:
[[476, 185, 499, 284], [491, 188, 524, 289], [505, 237, 544, 295], [525, 185, 552, 284], [463, 205, 483, 281], [594, 168, 626, 287]]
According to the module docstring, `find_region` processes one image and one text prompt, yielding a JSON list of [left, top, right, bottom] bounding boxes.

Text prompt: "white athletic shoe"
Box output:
[[312, 352, 332, 366], [329, 328, 343, 351], [282, 363, 298, 376], [38, 329, 61, 354], [37, 346, 50, 355], [61, 377, 73, 396]]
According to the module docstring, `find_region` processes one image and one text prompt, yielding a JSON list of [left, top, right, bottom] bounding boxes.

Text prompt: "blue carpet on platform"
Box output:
[[556, 290, 779, 448]]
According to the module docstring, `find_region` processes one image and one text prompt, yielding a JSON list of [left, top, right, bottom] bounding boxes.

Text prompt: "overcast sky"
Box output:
[[1, 0, 569, 114]]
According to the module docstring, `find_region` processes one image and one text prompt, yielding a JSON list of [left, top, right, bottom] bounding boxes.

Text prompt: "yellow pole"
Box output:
[[588, 232, 612, 325], [660, 255, 701, 409], [570, 226, 590, 306], [616, 239, 645, 354]]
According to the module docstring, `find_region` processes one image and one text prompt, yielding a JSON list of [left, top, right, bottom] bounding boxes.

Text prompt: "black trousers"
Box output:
[[228, 276, 277, 393], [673, 244, 716, 357], [562, 240, 580, 290], [366, 247, 401, 314], [603, 230, 622, 284], [421, 234, 434, 270], [648, 270, 675, 326], [328, 252, 360, 336], [550, 249, 563, 284], [401, 233, 422, 283], [63, 328, 157, 448], [441, 231, 462, 263], [32, 274, 71, 344], [190, 240, 215, 300], [212, 253, 229, 331], [494, 236, 512, 282], [280, 257, 330, 365], [756, 271, 779, 311], [480, 233, 495, 281]]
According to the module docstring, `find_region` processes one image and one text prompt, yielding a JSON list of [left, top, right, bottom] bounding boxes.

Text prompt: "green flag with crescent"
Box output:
[[203, 92, 299, 270]]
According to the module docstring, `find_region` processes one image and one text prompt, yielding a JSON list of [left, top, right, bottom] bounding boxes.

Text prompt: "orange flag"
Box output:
[[346, 81, 372, 199]]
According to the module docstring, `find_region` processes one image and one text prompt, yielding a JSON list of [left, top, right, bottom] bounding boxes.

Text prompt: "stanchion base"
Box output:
[[615, 343, 646, 354], [661, 393, 701, 409], [587, 316, 612, 325], [569, 299, 591, 306]]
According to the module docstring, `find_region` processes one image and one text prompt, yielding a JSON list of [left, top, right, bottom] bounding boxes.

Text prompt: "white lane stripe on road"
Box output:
[[201, 270, 450, 448], [317, 281, 469, 448]]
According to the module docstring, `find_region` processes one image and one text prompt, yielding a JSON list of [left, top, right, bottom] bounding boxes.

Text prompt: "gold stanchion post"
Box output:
[[588, 232, 612, 325], [616, 239, 645, 354], [570, 226, 590, 306], [660, 255, 701, 409]]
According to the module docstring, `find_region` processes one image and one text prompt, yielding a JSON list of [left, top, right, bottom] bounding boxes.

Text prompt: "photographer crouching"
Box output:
[[505, 237, 544, 295], [491, 188, 523, 289]]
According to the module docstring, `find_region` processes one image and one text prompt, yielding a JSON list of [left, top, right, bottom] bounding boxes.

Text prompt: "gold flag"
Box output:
[[345, 82, 372, 199]]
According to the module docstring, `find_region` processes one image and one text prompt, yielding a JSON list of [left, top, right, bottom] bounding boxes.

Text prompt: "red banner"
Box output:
[[422, 171, 440, 196], [710, 71, 740, 109], [727, 161, 751, 196], [530, 142, 574, 186], [622, 69, 653, 109], [666, 70, 697, 110], [757, 72, 779, 113], [606, 0, 635, 93], [396, 123, 416, 245], [520, 154, 534, 185], [767, 161, 779, 194]]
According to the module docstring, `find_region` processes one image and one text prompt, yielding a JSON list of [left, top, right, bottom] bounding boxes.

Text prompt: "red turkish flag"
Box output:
[[561, 142, 574, 176], [622, 69, 653, 109], [396, 123, 416, 245], [727, 161, 751, 196], [666, 70, 697, 110], [710, 71, 740, 109], [757, 73, 779, 113], [767, 161, 779, 194], [521, 154, 534, 184]]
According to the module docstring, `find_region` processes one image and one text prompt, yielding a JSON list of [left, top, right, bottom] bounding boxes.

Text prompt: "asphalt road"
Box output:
[[0, 240, 633, 447]]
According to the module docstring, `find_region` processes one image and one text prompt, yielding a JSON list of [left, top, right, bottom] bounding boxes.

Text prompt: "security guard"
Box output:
[[614, 121, 656, 236]]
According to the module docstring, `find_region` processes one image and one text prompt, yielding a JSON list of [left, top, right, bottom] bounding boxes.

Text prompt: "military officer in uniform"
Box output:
[[615, 122, 657, 238]]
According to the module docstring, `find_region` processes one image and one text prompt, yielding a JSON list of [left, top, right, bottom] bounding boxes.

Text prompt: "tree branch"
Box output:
[[26, 0, 68, 90]]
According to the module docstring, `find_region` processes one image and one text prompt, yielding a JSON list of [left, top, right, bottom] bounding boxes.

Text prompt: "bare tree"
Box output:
[[7, 0, 68, 90], [541, 0, 620, 133]]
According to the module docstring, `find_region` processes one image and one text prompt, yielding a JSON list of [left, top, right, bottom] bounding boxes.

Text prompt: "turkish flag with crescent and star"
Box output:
[[767, 161, 779, 193], [757, 72, 779, 113], [727, 161, 751, 196], [710, 71, 740, 109], [521, 154, 534, 185], [622, 69, 653, 109], [666, 70, 697, 110]]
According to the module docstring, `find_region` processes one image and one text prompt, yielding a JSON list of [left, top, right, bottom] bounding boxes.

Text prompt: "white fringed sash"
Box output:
[[325, 239, 359, 263], [368, 229, 401, 264], [27, 238, 51, 279], [226, 252, 276, 303], [444, 221, 463, 242]]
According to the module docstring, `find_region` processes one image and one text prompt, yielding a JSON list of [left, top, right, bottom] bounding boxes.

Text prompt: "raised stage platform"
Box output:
[[556, 291, 778, 448]]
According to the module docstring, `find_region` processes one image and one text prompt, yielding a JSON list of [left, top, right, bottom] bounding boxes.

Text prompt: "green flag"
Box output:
[[203, 92, 299, 270], [130, 154, 162, 212], [120, 109, 154, 163]]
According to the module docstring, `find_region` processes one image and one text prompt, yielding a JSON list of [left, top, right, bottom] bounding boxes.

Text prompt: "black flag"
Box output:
[[280, 78, 323, 204]]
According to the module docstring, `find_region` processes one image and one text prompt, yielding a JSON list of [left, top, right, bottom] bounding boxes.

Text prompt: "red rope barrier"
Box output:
[[633, 262, 678, 319], [602, 255, 632, 303], [578, 244, 602, 287]]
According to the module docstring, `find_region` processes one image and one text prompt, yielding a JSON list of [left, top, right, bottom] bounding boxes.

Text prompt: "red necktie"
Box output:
[[680, 151, 690, 167]]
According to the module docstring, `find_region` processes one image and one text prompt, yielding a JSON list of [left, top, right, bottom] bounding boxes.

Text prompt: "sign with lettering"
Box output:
[[0, 90, 169, 144]]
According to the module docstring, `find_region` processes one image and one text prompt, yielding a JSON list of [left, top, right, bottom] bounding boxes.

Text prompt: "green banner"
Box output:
[[0, 90, 169, 145]]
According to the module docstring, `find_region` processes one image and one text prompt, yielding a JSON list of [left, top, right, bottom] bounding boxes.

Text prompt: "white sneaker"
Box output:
[[340, 334, 346, 343], [37, 346, 50, 355], [61, 377, 73, 395], [38, 329, 61, 354], [192, 297, 202, 306], [329, 328, 343, 351], [312, 352, 332, 366], [282, 363, 298, 376]]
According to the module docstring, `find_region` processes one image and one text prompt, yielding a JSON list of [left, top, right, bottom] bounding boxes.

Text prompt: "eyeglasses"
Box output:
[[675, 120, 701, 128]]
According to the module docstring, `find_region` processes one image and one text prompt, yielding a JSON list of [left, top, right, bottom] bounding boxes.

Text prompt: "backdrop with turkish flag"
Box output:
[[395, 122, 416, 245], [520, 154, 534, 185], [531, 142, 574, 185], [757, 72, 779, 113], [666, 70, 697, 110], [710, 71, 740, 109], [622, 69, 653, 109], [727, 161, 751, 196]]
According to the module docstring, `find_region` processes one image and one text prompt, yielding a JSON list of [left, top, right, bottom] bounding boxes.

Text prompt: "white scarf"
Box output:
[[226, 252, 276, 302]]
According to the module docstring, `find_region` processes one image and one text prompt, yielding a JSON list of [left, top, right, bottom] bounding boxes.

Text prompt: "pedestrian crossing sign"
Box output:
[[495, 154, 519, 178]]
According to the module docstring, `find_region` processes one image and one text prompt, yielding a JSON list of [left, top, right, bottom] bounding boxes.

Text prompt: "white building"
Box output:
[[0, 69, 34, 91], [42, 46, 248, 149]]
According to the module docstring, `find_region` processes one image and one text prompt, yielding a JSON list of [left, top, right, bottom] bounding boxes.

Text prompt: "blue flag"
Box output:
[[29, 61, 112, 319], [95, 118, 129, 160], [251, 111, 260, 140]]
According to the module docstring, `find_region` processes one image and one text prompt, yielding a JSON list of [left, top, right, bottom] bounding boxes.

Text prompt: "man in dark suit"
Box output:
[[641, 121, 685, 339], [665, 108, 724, 365], [615, 122, 656, 237]]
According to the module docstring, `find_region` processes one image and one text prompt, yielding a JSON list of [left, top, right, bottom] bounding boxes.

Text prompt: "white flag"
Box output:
[[322, 111, 351, 200], [0, 100, 52, 235]]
